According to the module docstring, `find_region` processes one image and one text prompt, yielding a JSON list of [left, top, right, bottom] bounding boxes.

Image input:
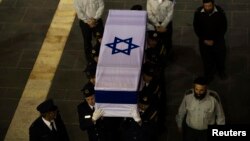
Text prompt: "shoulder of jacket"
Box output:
[[208, 90, 220, 103], [215, 5, 225, 12], [30, 117, 42, 129], [77, 101, 87, 108], [185, 89, 193, 95], [195, 6, 203, 13]]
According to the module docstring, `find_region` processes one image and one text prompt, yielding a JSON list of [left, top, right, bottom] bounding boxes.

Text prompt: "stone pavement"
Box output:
[[0, 0, 250, 141]]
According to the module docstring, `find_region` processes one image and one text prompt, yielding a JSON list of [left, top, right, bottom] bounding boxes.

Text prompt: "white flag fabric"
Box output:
[[95, 10, 147, 117]]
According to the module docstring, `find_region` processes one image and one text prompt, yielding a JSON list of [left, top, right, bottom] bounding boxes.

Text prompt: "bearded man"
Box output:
[[193, 0, 228, 82], [176, 76, 225, 141]]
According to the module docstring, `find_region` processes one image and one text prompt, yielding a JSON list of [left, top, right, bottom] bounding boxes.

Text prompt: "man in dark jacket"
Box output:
[[193, 0, 227, 82], [121, 94, 158, 141], [29, 99, 70, 141], [77, 84, 104, 141]]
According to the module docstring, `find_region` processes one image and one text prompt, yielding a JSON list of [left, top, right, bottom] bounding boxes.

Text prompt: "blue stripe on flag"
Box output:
[[95, 91, 138, 104]]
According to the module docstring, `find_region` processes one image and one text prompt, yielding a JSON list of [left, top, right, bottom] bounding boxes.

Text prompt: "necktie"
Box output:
[[50, 122, 57, 133]]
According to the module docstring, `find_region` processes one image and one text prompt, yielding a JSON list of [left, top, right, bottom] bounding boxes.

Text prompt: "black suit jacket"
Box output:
[[77, 101, 103, 141], [29, 114, 70, 141]]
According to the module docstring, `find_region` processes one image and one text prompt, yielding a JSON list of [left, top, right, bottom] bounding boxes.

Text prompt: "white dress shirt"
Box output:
[[147, 0, 174, 27], [42, 117, 57, 131], [74, 0, 104, 22]]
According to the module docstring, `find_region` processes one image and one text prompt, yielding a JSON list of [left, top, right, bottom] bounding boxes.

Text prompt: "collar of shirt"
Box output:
[[89, 104, 95, 110], [201, 6, 218, 16], [42, 117, 55, 130]]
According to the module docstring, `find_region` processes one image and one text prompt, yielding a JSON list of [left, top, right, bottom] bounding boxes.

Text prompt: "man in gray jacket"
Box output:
[[176, 76, 225, 141]]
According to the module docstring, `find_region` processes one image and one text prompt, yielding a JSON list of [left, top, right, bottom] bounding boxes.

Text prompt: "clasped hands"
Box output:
[[87, 18, 97, 28]]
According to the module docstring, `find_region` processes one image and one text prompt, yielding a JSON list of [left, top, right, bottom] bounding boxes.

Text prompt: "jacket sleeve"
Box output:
[[29, 125, 41, 141], [94, 0, 104, 20], [77, 103, 94, 131], [147, 0, 160, 27], [215, 99, 225, 125], [216, 7, 227, 40], [193, 9, 202, 39], [176, 95, 187, 129], [73, 0, 88, 22], [161, 1, 174, 27], [57, 114, 70, 141]]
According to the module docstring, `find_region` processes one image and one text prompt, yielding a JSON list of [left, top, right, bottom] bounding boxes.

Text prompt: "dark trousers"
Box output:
[[183, 125, 207, 141], [158, 22, 173, 58], [79, 19, 104, 61], [199, 39, 226, 80]]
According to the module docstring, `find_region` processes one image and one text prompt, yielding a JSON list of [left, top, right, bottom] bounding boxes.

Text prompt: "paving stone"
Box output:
[[65, 89, 84, 101], [214, 0, 233, 4], [227, 53, 248, 76], [233, 0, 250, 4], [73, 52, 87, 69], [105, 1, 126, 10], [67, 25, 84, 42], [64, 41, 84, 51], [0, 68, 30, 88], [0, 99, 19, 121], [65, 124, 88, 141], [58, 51, 83, 69], [53, 100, 80, 124], [8, 32, 31, 44], [14, 0, 46, 8], [0, 0, 16, 7], [0, 88, 23, 99], [47, 89, 68, 100], [167, 47, 203, 74], [0, 24, 3, 31], [44, 0, 60, 9], [180, 26, 197, 47], [0, 48, 23, 67], [181, 1, 201, 11], [228, 27, 248, 48], [22, 8, 56, 24], [0, 7, 26, 22], [18, 50, 39, 69], [173, 10, 194, 27], [13, 42, 42, 51], [232, 11, 250, 28], [50, 70, 85, 90], [0, 120, 10, 141], [174, 2, 187, 11], [221, 3, 248, 12], [0, 23, 32, 35], [172, 27, 182, 46]]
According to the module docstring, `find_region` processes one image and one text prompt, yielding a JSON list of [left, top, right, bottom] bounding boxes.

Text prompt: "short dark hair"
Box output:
[[193, 76, 208, 85], [203, 0, 214, 4]]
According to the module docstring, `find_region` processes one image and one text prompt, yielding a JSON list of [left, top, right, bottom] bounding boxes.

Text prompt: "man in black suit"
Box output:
[[29, 99, 70, 141], [193, 0, 227, 82], [77, 84, 104, 141]]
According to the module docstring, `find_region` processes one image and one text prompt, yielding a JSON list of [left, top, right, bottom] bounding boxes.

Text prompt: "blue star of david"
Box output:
[[105, 37, 140, 55]]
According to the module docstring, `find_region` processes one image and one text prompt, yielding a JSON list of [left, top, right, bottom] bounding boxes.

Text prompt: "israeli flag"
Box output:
[[95, 10, 147, 117]]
